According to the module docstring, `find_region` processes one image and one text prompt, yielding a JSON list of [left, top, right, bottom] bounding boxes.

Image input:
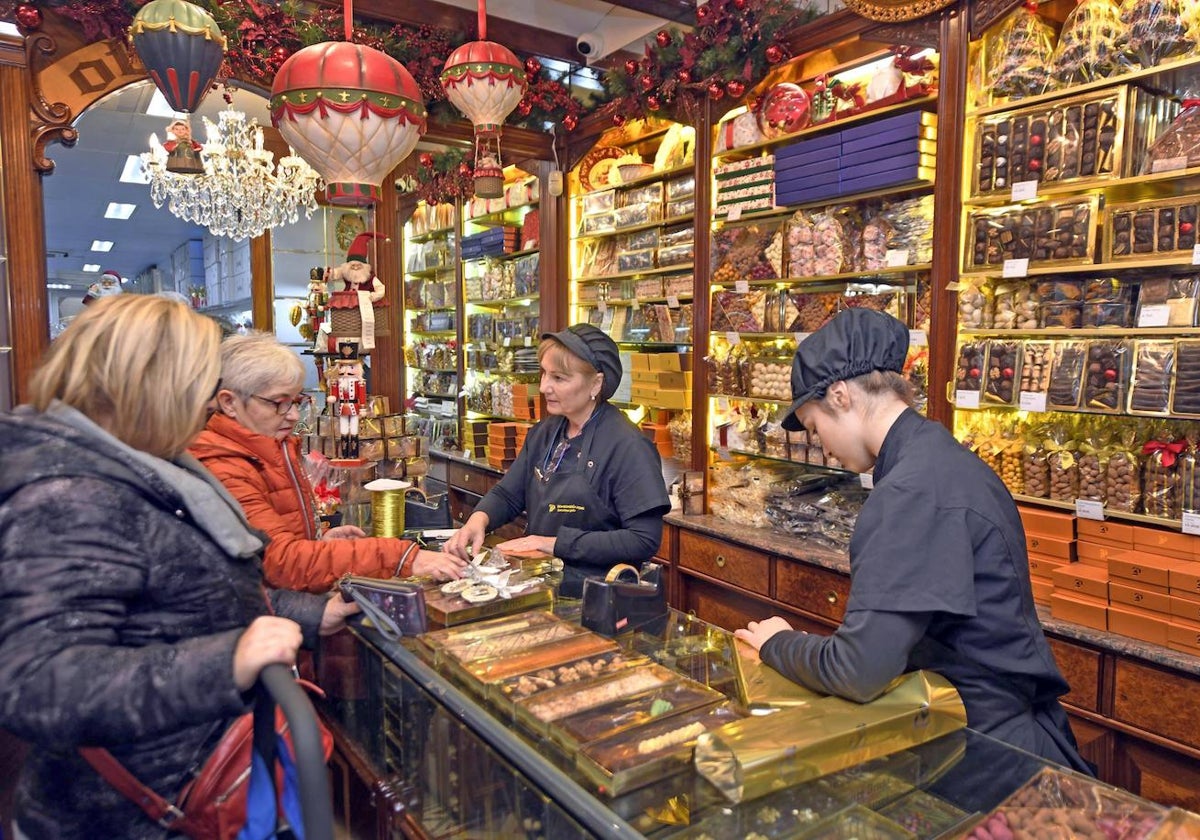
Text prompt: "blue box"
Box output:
[[775, 166, 840, 188], [849, 151, 935, 179], [775, 130, 842, 159], [839, 109, 926, 143], [774, 145, 842, 172], [841, 123, 935, 156], [776, 182, 841, 206], [838, 162, 935, 196], [839, 136, 936, 169]]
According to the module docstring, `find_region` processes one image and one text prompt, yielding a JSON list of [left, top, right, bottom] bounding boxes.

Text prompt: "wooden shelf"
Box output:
[[576, 263, 695, 284], [466, 295, 540, 308], [710, 265, 931, 290], [406, 266, 456, 279], [962, 327, 1200, 338], [599, 294, 695, 306], [964, 165, 1200, 207], [710, 393, 790, 405], [962, 258, 1200, 279], [464, 201, 539, 227], [573, 212, 695, 240], [1011, 493, 1187, 530], [463, 246, 540, 263], [409, 226, 455, 244]]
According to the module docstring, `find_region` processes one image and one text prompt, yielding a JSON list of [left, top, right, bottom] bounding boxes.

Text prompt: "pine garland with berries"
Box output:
[[604, 0, 819, 124], [412, 148, 476, 206]]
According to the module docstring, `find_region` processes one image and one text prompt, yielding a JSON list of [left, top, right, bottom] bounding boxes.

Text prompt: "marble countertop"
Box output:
[[432, 448, 504, 475], [666, 512, 1200, 678]]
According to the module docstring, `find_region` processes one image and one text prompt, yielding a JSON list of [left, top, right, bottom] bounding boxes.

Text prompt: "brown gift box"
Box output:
[[1106, 548, 1177, 589], [1108, 603, 1169, 646], [358, 415, 383, 440], [1169, 592, 1200, 624], [1051, 563, 1109, 600], [1050, 593, 1108, 631], [1132, 525, 1198, 561], [1077, 539, 1119, 569], [1167, 617, 1200, 655], [1169, 559, 1200, 595], [1031, 578, 1054, 605], [1109, 581, 1171, 614], [358, 438, 386, 462], [1018, 505, 1076, 540]]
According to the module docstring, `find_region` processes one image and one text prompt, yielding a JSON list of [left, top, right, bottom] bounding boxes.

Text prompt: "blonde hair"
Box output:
[[29, 295, 221, 459], [537, 338, 599, 383], [219, 331, 305, 397]]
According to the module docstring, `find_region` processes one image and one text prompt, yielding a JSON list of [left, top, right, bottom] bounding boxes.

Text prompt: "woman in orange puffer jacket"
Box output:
[[190, 332, 466, 594]]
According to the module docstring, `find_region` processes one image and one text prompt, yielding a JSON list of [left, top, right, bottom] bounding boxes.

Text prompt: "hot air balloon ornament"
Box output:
[[129, 0, 226, 175], [270, 10, 427, 207], [440, 0, 527, 198]]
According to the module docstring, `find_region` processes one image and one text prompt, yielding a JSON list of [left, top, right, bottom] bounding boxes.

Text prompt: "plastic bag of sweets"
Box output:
[[1106, 424, 1143, 512], [1023, 431, 1052, 499], [1045, 423, 1081, 502], [1076, 422, 1111, 503], [1178, 436, 1200, 514], [1051, 0, 1126, 85], [1120, 0, 1200, 69], [999, 431, 1026, 495], [1141, 425, 1185, 518], [986, 2, 1057, 99], [958, 280, 991, 329]]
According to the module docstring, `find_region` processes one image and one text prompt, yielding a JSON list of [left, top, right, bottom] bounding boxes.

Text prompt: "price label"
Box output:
[[727, 206, 743, 221], [1183, 512, 1200, 536], [524, 335, 532, 347], [726, 331, 741, 345], [1019, 391, 1048, 412], [1002, 258, 1030, 278], [859, 472, 874, 489], [1075, 499, 1105, 521], [503, 336, 512, 347], [884, 249, 910, 268], [1151, 156, 1189, 174], [1011, 180, 1039, 202], [909, 329, 927, 346], [956, 390, 981, 409], [794, 332, 810, 345], [666, 295, 681, 308], [735, 279, 750, 293], [1193, 243, 1200, 265], [1138, 303, 1170, 327]]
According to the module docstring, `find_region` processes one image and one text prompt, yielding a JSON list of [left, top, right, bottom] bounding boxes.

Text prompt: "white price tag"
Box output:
[[725, 331, 741, 345], [727, 206, 743, 221], [735, 279, 750, 293], [1002, 258, 1030, 278], [524, 336, 532, 347], [859, 472, 874, 489], [909, 330, 927, 346], [1011, 180, 1039, 201], [1075, 499, 1105, 521], [794, 332, 810, 345], [884, 249, 910, 268], [956, 390, 981, 409], [666, 295, 680, 308], [1151, 156, 1189, 174], [1193, 243, 1200, 265], [1183, 512, 1200, 536], [1019, 391, 1048, 412], [503, 336, 512, 347], [1138, 303, 1170, 327]]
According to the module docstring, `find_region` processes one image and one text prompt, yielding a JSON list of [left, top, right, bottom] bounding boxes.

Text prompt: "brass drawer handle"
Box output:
[[715, 554, 727, 568], [826, 591, 838, 605], [464, 473, 471, 483]]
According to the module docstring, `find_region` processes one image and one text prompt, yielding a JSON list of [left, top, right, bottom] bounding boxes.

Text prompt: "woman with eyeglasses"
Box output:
[[191, 331, 466, 594], [443, 325, 672, 597]]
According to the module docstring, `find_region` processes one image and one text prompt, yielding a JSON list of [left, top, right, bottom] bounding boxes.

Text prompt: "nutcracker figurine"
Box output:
[[329, 342, 368, 462]]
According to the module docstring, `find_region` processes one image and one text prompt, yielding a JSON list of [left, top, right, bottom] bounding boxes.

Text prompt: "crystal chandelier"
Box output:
[[143, 109, 323, 242]]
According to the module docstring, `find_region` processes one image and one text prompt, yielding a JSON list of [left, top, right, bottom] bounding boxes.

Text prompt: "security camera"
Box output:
[[576, 32, 604, 63]]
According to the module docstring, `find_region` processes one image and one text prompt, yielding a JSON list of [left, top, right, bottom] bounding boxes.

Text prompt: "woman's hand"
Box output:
[[319, 594, 360, 636], [233, 616, 303, 691], [443, 512, 488, 561], [412, 549, 468, 582], [495, 534, 556, 557], [733, 616, 796, 651], [323, 525, 366, 540]]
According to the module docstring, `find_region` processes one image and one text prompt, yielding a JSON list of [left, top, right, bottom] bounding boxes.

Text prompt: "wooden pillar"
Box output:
[[0, 60, 50, 405], [371, 177, 401, 412], [251, 231, 274, 332], [535, 157, 568, 334], [690, 104, 714, 476]]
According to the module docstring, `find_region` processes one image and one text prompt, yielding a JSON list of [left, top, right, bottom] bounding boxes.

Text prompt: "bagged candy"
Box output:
[[987, 4, 1056, 100], [1051, 0, 1126, 84], [1120, 0, 1200, 68]]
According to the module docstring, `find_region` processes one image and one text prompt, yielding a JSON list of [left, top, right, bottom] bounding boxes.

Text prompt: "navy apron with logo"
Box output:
[[524, 418, 620, 597]]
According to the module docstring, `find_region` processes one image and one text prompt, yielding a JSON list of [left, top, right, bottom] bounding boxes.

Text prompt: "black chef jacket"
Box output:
[[761, 408, 1090, 773], [475, 401, 671, 585]]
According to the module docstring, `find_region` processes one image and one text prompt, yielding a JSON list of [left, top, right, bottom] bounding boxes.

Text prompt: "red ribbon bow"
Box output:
[[1142, 439, 1187, 468], [1183, 99, 1200, 109]]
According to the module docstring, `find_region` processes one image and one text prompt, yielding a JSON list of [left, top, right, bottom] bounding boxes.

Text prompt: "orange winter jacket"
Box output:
[[190, 412, 415, 593]]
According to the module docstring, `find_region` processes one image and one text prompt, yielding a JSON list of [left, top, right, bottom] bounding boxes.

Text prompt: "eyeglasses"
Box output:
[[250, 393, 312, 415], [535, 439, 574, 483]]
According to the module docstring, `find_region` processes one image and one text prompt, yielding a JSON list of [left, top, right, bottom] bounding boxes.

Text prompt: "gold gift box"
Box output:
[[382, 415, 406, 438], [424, 582, 555, 628], [694, 670, 966, 803], [358, 415, 383, 440], [358, 438, 386, 462]]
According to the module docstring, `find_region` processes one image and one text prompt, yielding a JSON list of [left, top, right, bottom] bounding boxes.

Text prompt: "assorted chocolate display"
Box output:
[[958, 275, 1189, 330], [1108, 195, 1200, 262], [966, 198, 1096, 271]]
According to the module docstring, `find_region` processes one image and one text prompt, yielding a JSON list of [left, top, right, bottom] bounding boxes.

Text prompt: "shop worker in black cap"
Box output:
[[735, 309, 1091, 774], [444, 324, 671, 596]]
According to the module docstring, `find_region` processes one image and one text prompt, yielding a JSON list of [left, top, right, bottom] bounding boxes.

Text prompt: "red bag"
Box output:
[[80, 680, 333, 840]]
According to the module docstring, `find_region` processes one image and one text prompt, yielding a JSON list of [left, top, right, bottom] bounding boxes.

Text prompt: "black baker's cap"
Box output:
[[542, 324, 622, 402], [779, 308, 909, 431]]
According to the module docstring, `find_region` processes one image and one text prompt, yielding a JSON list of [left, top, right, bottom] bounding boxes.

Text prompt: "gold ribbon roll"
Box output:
[[365, 478, 411, 537]]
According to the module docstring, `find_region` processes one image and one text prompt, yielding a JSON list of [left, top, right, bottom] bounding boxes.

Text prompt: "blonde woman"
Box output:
[[190, 331, 465, 593], [0, 295, 355, 839]]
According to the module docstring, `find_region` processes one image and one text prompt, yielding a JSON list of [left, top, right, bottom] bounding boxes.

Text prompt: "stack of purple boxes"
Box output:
[[774, 109, 938, 207]]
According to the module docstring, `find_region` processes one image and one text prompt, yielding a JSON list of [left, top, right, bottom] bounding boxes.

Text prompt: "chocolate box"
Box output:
[[1019, 505, 1077, 539], [776, 182, 842, 206], [772, 156, 842, 181], [1077, 539, 1120, 569], [1108, 602, 1170, 646], [775, 130, 843, 157], [1051, 562, 1109, 600], [839, 108, 935, 142], [1106, 194, 1200, 263], [1028, 552, 1069, 580], [1133, 525, 1199, 561], [843, 152, 937, 181], [1170, 559, 1200, 594], [1076, 518, 1134, 548], [1110, 580, 1171, 614], [1107, 548, 1177, 588], [840, 122, 938, 156], [1027, 533, 1076, 561], [1167, 618, 1200, 655], [1050, 592, 1108, 631], [964, 197, 1098, 273], [1168, 593, 1200, 625]]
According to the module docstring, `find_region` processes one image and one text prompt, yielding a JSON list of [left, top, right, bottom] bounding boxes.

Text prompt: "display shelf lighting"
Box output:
[[105, 203, 137, 220]]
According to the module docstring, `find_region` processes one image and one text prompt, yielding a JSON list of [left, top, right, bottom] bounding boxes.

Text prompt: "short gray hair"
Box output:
[[220, 331, 305, 397]]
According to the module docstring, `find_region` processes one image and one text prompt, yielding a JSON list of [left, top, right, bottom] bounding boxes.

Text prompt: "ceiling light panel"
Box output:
[[105, 203, 136, 220], [90, 240, 114, 252]]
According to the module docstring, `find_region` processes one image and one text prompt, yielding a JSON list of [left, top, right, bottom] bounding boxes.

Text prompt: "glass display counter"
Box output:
[[319, 608, 1161, 839]]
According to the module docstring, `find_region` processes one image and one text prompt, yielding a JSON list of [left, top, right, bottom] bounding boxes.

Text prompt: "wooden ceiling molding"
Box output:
[[861, 9, 947, 50], [969, 0, 1023, 38], [602, 0, 695, 24], [841, 0, 957, 23]]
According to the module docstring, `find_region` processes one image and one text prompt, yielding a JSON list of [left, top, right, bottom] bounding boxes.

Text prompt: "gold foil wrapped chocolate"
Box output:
[[694, 670, 966, 803]]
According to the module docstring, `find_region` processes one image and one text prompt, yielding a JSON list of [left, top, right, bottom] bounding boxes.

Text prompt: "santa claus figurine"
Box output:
[[328, 343, 367, 462], [324, 231, 385, 355], [82, 269, 123, 306]]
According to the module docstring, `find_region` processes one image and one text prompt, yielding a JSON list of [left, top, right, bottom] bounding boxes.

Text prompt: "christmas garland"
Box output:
[[411, 148, 476, 206], [604, 0, 820, 124], [2, 0, 588, 131]]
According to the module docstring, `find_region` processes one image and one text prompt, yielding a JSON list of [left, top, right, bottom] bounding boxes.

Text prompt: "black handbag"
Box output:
[[404, 487, 452, 531], [338, 575, 428, 640], [581, 562, 669, 637]]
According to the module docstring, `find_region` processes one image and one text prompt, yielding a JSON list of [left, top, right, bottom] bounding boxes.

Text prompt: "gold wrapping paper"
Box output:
[[694, 670, 966, 803], [358, 415, 383, 440], [381, 415, 406, 438], [733, 639, 822, 709]]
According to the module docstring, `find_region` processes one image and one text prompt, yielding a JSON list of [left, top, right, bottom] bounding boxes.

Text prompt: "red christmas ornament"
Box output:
[[647, 94, 662, 111], [459, 162, 472, 176], [639, 74, 656, 92], [734, 0, 747, 8], [1104, 368, 1117, 381], [708, 81, 725, 100], [697, 4, 712, 21], [525, 57, 542, 76], [419, 152, 434, 168], [726, 79, 745, 98], [766, 45, 784, 64], [625, 59, 639, 75], [15, 3, 42, 31], [676, 68, 692, 84], [563, 113, 578, 131], [655, 30, 672, 47], [613, 113, 626, 127], [517, 101, 532, 116]]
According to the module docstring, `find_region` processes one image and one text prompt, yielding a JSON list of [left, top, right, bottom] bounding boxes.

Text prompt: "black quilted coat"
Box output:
[[0, 408, 327, 839]]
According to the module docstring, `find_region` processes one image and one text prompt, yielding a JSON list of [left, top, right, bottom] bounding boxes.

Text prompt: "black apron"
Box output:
[[524, 417, 620, 597]]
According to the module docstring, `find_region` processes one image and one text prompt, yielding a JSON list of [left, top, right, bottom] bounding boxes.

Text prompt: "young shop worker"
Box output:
[[734, 308, 1091, 774], [443, 324, 672, 597]]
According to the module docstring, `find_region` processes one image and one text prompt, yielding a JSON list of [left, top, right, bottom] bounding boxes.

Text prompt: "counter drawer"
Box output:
[[678, 531, 770, 596], [1113, 659, 1200, 750], [450, 464, 494, 496], [1047, 637, 1102, 713], [774, 560, 849, 626]]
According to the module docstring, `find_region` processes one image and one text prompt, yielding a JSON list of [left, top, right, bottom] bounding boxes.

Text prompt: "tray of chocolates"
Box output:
[[983, 340, 1021, 405], [1020, 341, 1054, 396], [1107, 195, 1200, 264], [490, 648, 649, 705], [972, 90, 1124, 196], [1081, 339, 1130, 412], [1171, 339, 1200, 417], [459, 630, 619, 687], [965, 197, 1097, 273], [955, 341, 988, 398], [1129, 340, 1176, 416], [515, 661, 681, 731], [549, 678, 724, 750], [1047, 340, 1088, 410]]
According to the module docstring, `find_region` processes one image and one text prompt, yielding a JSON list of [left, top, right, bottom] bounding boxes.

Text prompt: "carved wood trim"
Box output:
[[861, 11, 946, 50], [24, 32, 77, 173], [969, 0, 1022, 39], [842, 0, 956, 24]]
